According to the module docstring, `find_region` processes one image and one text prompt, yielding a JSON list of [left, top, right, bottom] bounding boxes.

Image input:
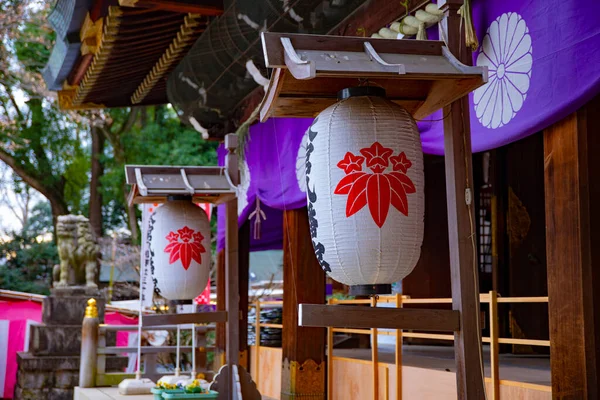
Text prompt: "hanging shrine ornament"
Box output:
[[305, 86, 425, 295], [149, 196, 211, 300]]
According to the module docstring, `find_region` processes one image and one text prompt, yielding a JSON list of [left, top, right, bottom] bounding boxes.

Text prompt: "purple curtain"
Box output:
[[217, 0, 600, 250]]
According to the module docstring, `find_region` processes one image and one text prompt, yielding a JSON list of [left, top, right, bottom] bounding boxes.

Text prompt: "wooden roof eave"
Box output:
[[259, 33, 488, 122]]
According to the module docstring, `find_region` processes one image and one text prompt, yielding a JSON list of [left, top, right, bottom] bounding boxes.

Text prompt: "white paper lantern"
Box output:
[[149, 196, 211, 300], [305, 87, 424, 295]]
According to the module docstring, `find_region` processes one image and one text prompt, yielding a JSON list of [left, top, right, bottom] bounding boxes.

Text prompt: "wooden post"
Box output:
[[543, 96, 600, 399], [327, 299, 334, 400], [488, 291, 499, 400], [395, 294, 402, 400], [371, 296, 379, 400], [439, 1, 486, 398], [281, 208, 326, 400], [253, 300, 261, 388], [80, 299, 99, 388], [215, 249, 226, 369], [225, 133, 240, 400], [238, 221, 250, 370]]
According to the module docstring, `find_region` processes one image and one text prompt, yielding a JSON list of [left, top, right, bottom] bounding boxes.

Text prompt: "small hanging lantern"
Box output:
[[305, 86, 424, 295], [150, 195, 211, 300]]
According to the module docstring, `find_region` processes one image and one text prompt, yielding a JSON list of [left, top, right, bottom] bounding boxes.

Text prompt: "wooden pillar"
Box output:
[[216, 219, 250, 371], [215, 249, 226, 368], [281, 208, 326, 400], [238, 221, 250, 370], [225, 134, 240, 400], [439, 0, 486, 398], [543, 96, 600, 399]]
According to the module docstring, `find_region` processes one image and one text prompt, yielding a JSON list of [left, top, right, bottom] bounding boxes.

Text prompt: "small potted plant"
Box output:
[[161, 380, 218, 399], [151, 381, 184, 400]]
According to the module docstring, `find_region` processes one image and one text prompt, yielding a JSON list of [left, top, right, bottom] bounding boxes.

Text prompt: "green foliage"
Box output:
[[13, 22, 54, 72], [0, 202, 58, 294], [101, 105, 218, 233]]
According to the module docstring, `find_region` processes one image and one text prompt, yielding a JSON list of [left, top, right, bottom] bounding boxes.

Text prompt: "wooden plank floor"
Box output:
[[75, 387, 278, 400], [334, 344, 551, 385]]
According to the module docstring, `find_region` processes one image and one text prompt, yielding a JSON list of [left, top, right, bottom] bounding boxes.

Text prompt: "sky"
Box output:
[[0, 204, 22, 233]]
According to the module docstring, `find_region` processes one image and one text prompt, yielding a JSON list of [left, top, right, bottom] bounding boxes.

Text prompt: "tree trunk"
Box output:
[[49, 197, 69, 241], [89, 126, 105, 237], [122, 180, 139, 243]]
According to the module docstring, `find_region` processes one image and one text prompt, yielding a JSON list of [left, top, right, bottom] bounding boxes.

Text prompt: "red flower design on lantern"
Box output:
[[164, 226, 206, 270], [337, 152, 365, 174], [334, 142, 416, 228]]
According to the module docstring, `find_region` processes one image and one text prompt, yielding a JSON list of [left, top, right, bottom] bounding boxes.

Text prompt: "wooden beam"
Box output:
[[438, 0, 486, 398], [238, 220, 250, 369], [544, 95, 600, 399], [118, 0, 223, 15], [224, 134, 240, 400], [299, 305, 460, 332], [215, 249, 226, 368], [141, 312, 227, 327], [281, 208, 326, 400]]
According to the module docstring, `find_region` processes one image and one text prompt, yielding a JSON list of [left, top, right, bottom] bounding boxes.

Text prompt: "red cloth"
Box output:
[[0, 300, 42, 398], [0, 298, 139, 398]]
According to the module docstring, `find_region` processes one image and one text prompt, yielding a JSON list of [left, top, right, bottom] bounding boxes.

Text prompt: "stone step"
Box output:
[[28, 324, 117, 356], [17, 353, 129, 393], [14, 386, 73, 400], [29, 324, 82, 356], [17, 352, 128, 373]]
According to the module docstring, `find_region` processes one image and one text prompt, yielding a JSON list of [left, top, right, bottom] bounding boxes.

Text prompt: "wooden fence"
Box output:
[[251, 291, 549, 400], [94, 324, 214, 386]]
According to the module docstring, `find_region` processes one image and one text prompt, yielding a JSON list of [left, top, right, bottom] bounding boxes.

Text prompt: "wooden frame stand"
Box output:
[[260, 1, 487, 399], [125, 134, 260, 400]]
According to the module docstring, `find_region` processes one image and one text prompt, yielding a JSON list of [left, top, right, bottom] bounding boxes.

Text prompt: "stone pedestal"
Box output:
[[14, 287, 107, 400]]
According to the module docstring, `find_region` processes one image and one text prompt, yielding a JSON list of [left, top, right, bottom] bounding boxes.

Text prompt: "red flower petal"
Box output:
[[164, 242, 178, 254], [165, 232, 179, 243], [389, 171, 416, 194], [390, 152, 412, 173], [180, 243, 192, 270], [367, 174, 391, 227], [178, 226, 194, 242], [334, 172, 367, 195], [360, 142, 393, 171], [346, 174, 370, 217], [191, 242, 203, 264], [337, 152, 365, 174], [386, 174, 409, 216], [168, 243, 181, 264]]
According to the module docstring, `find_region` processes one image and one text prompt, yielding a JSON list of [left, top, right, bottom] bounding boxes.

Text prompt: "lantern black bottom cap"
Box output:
[[349, 284, 392, 296], [167, 195, 192, 201], [171, 299, 193, 305]]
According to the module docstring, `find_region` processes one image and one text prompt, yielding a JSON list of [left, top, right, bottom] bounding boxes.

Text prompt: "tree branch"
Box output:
[[0, 83, 24, 121], [0, 147, 48, 198]]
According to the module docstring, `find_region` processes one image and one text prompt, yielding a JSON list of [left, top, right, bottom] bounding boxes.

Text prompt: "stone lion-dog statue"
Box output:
[[53, 215, 100, 288]]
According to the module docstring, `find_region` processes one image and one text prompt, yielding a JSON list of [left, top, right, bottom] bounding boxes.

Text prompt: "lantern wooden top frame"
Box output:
[[125, 165, 237, 206], [259, 32, 488, 122]]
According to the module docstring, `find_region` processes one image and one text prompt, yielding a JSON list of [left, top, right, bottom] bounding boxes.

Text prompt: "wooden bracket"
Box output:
[[259, 32, 487, 122], [298, 304, 460, 332], [125, 165, 237, 205], [141, 311, 228, 327]]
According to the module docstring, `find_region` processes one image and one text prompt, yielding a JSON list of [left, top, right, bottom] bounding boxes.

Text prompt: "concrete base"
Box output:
[[43, 287, 105, 325], [14, 290, 107, 400], [117, 378, 155, 395], [14, 353, 127, 400]]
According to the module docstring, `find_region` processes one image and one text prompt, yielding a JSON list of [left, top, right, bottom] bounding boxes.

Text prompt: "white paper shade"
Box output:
[[149, 197, 211, 300], [305, 87, 425, 293]]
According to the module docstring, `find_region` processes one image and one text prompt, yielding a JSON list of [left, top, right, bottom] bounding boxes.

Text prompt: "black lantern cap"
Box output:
[[338, 86, 386, 101], [349, 284, 392, 296], [167, 195, 193, 201]]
